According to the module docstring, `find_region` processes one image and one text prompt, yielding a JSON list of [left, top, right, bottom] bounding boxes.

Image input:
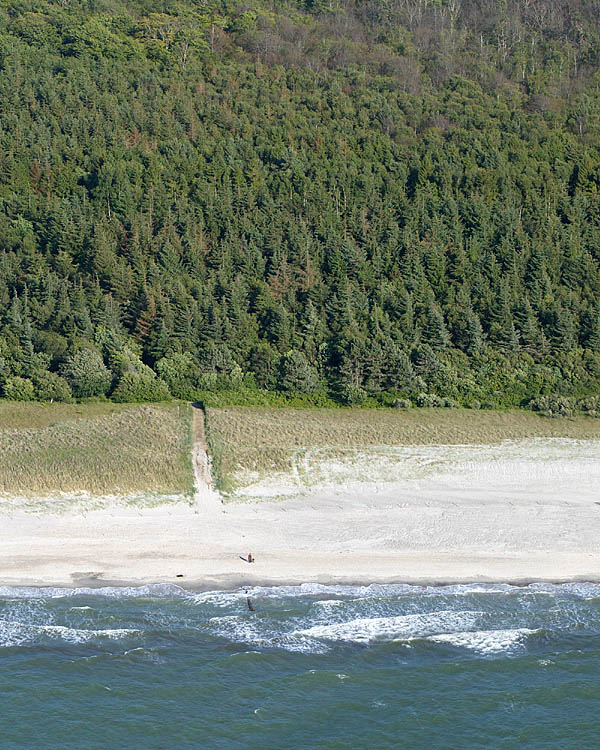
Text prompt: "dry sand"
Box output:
[[0, 414, 599, 589]]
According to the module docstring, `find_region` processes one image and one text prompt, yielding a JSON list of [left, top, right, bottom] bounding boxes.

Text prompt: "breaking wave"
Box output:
[[428, 628, 539, 654], [0, 581, 598, 656], [295, 610, 480, 644], [0, 620, 137, 648]]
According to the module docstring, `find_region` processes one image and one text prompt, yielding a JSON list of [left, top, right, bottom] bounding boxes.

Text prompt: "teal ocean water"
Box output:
[[2, 582, 599, 749]]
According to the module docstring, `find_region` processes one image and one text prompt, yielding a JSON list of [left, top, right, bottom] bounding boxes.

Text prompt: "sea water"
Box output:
[[1, 582, 599, 749]]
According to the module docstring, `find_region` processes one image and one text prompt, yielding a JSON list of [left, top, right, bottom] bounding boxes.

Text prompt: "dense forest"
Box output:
[[1, 0, 600, 410]]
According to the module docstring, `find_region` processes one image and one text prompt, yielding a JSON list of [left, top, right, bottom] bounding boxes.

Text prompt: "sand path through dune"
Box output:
[[191, 405, 220, 513]]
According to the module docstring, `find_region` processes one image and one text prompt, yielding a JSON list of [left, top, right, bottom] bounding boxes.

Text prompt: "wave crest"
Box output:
[[295, 610, 480, 644]]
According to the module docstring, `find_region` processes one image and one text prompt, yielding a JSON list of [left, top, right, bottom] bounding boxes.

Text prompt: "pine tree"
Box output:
[[520, 308, 549, 360], [277, 350, 319, 393], [553, 308, 578, 353], [587, 308, 600, 353], [423, 303, 450, 351], [499, 321, 521, 354], [464, 308, 485, 356]]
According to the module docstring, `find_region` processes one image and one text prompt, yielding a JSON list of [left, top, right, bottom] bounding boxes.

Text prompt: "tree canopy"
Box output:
[[1, 0, 600, 407]]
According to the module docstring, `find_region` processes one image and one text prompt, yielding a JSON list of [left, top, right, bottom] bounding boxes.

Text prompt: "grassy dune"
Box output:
[[0, 402, 194, 497], [2, 402, 598, 499], [205, 406, 600, 493]]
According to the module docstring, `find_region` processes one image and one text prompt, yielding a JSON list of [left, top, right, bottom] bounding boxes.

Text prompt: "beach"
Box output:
[[1, 428, 598, 588], [2, 413, 600, 749]]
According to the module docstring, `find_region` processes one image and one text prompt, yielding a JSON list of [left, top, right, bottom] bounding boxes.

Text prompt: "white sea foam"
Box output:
[[528, 582, 600, 600], [236, 581, 600, 602], [1, 581, 599, 604], [208, 614, 329, 653], [242, 583, 370, 599], [0, 583, 187, 600], [191, 590, 247, 606], [236, 582, 446, 601], [192, 582, 413, 607], [428, 628, 537, 654], [0, 619, 138, 648], [295, 610, 480, 644], [312, 599, 345, 614]]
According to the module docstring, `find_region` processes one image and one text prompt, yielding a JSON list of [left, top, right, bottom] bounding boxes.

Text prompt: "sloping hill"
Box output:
[[1, 0, 599, 406]]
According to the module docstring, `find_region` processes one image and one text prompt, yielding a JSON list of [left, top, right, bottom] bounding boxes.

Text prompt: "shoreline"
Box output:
[[2, 572, 600, 593], [3, 570, 600, 592]]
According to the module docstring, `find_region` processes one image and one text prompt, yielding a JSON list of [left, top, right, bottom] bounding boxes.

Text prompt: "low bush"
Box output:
[[528, 395, 575, 418], [416, 392, 445, 408], [62, 350, 111, 398], [111, 371, 172, 403], [2, 376, 35, 401], [32, 371, 72, 402], [577, 396, 600, 413], [339, 383, 368, 406], [442, 397, 459, 408]]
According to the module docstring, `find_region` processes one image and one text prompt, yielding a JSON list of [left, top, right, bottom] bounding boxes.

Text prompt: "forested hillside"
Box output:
[[1, 0, 600, 408]]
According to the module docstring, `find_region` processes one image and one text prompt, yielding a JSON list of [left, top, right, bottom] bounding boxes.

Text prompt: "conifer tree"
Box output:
[[423, 303, 450, 351]]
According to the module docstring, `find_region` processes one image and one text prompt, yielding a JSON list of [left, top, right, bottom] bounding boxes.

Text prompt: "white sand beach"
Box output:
[[0, 426, 599, 588]]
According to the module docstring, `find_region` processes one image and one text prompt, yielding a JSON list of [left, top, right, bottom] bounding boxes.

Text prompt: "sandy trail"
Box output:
[[0, 427, 599, 589], [191, 405, 220, 513]]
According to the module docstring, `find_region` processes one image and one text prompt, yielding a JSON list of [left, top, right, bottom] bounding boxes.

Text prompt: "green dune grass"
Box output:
[[0, 402, 194, 497]]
